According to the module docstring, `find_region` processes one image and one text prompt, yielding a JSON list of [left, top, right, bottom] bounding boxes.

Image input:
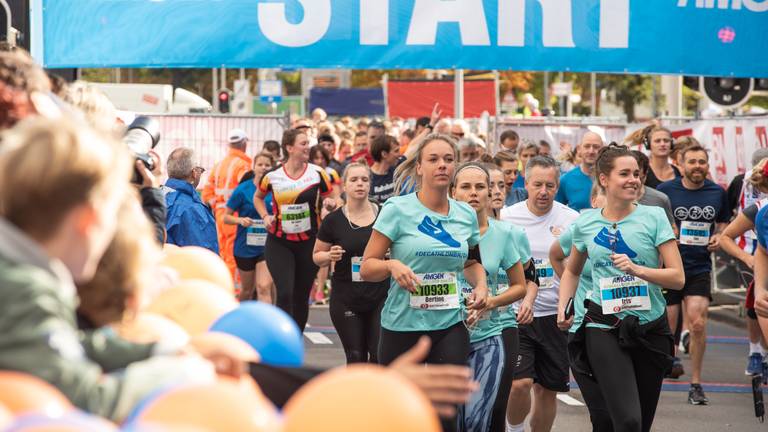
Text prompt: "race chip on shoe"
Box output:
[[280, 203, 311, 234], [679, 221, 711, 246], [599, 274, 651, 314], [246, 220, 267, 246], [410, 272, 459, 310]]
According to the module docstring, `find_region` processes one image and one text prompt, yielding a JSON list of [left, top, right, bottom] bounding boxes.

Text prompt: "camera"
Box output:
[[124, 116, 161, 184]]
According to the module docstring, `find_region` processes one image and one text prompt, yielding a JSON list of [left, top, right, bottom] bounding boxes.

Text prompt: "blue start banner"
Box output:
[[35, 0, 768, 77]]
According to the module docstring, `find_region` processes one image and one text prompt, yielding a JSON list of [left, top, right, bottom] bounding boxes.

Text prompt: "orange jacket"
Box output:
[[201, 148, 253, 210]]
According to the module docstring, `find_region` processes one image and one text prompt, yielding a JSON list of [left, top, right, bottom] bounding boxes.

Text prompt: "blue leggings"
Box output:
[[459, 335, 505, 432]]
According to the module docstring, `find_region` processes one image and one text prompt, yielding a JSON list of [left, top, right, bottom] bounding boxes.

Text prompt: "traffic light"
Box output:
[[218, 89, 231, 114]]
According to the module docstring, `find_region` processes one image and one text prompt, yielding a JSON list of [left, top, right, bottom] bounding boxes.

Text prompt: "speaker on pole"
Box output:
[[700, 77, 753, 109]]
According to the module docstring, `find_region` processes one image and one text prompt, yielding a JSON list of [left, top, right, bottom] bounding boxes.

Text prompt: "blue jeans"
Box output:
[[459, 335, 505, 432]]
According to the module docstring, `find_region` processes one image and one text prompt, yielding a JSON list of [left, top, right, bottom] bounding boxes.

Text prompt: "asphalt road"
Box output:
[[302, 305, 767, 432]]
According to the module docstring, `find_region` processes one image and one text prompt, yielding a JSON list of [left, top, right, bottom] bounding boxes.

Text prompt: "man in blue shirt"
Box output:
[[658, 144, 731, 406], [164, 148, 219, 253], [555, 131, 603, 212]]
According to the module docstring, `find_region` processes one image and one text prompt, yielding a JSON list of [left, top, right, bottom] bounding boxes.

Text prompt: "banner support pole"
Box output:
[[454, 69, 464, 119]]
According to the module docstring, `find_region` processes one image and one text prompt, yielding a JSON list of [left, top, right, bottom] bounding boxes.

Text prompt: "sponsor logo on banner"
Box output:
[[712, 127, 728, 188], [757, 127, 768, 149], [735, 127, 746, 175]]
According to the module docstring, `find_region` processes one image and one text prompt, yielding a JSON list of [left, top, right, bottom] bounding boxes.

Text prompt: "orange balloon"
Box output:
[[146, 280, 237, 335], [112, 313, 190, 345], [134, 380, 281, 432], [0, 371, 73, 417], [160, 246, 234, 294], [284, 365, 440, 432]]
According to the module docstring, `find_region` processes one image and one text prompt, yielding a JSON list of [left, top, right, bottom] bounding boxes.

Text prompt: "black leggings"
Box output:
[[489, 327, 518, 432], [329, 294, 384, 364], [585, 327, 671, 432], [379, 322, 470, 432], [569, 335, 613, 432], [265, 235, 318, 332]]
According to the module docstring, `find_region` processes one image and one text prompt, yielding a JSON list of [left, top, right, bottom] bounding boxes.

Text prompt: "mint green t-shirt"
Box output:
[[459, 219, 521, 343], [497, 224, 532, 329], [559, 224, 593, 333], [374, 193, 480, 332], [572, 205, 675, 328]]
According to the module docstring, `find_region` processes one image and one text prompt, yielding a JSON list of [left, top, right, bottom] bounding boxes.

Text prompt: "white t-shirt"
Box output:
[[500, 201, 579, 317]]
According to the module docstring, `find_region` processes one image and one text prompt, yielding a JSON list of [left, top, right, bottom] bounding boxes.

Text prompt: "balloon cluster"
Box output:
[[0, 246, 440, 431]]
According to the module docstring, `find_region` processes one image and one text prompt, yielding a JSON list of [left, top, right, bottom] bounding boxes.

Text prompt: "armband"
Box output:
[[523, 259, 539, 286], [467, 244, 482, 264]]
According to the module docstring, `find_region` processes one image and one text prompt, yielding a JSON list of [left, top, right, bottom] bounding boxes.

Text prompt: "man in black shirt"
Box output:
[[369, 135, 402, 205]]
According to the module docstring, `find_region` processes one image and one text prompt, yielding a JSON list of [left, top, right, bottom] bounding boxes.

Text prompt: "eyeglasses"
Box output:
[[294, 125, 311, 131], [193, 166, 206, 174]]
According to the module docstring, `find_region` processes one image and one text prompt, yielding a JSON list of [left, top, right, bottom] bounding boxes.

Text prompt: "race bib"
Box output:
[[679, 221, 711, 246], [280, 203, 311, 234], [599, 274, 651, 315], [351, 256, 362, 282], [246, 220, 267, 246], [534, 258, 555, 289], [410, 272, 459, 310]]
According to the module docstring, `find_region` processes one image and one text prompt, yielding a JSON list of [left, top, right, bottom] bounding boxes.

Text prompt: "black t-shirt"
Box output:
[[369, 167, 396, 205], [645, 164, 681, 189], [316, 206, 388, 309]]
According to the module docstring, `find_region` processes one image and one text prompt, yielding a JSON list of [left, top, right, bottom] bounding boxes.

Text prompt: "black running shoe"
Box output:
[[688, 384, 709, 405], [667, 357, 685, 379]]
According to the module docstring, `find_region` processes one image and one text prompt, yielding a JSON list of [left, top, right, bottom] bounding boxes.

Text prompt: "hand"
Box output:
[[390, 336, 477, 418], [239, 217, 254, 227], [388, 260, 419, 293], [707, 233, 722, 252], [743, 255, 755, 270], [188, 332, 260, 379], [468, 284, 488, 310], [611, 253, 638, 276], [557, 307, 573, 331], [263, 215, 275, 227], [323, 197, 338, 212], [429, 103, 443, 128], [328, 245, 345, 263], [135, 160, 160, 189], [149, 150, 164, 178], [517, 299, 534, 325]]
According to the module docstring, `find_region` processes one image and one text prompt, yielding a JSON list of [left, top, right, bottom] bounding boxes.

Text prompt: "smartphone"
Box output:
[[564, 297, 575, 320], [752, 374, 764, 422]]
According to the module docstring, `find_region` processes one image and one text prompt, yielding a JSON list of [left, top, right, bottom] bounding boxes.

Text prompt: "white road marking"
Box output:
[[557, 394, 585, 406], [304, 332, 333, 345]]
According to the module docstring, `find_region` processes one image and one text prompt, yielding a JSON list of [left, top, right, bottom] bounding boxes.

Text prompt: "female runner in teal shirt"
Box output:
[[550, 184, 613, 432], [361, 133, 489, 430], [450, 162, 527, 432], [557, 145, 684, 432]]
